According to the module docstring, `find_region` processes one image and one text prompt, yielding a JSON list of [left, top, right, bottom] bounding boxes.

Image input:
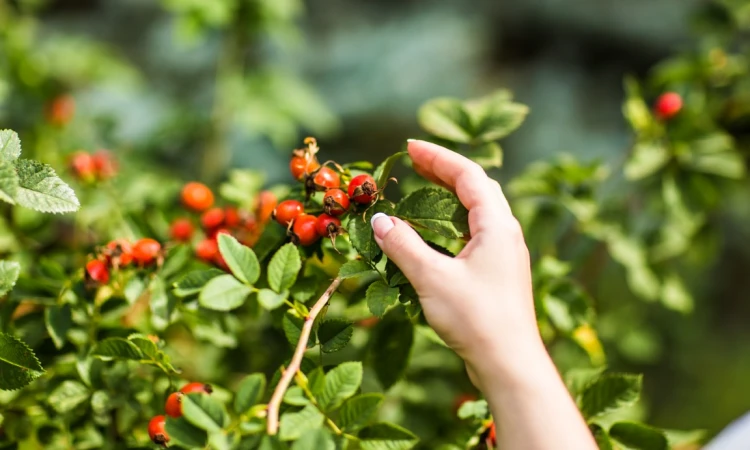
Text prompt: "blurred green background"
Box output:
[[2, 0, 748, 441]]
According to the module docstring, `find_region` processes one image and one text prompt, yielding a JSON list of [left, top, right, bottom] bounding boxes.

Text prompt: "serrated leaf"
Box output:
[[418, 98, 473, 143], [268, 243, 302, 293], [45, 304, 72, 349], [579, 374, 642, 419], [257, 288, 287, 310], [366, 281, 399, 318], [457, 400, 489, 420], [127, 334, 159, 360], [338, 260, 376, 280], [0, 130, 21, 160], [166, 417, 208, 448], [318, 319, 353, 353], [371, 317, 413, 390], [347, 202, 394, 262], [317, 361, 363, 411], [182, 393, 229, 432], [234, 373, 266, 414], [396, 188, 469, 239], [291, 428, 335, 450], [339, 393, 383, 432], [465, 93, 529, 143], [373, 152, 407, 190], [279, 404, 325, 441], [14, 159, 79, 213], [218, 234, 260, 285], [282, 312, 315, 348], [358, 423, 418, 450], [590, 424, 613, 450], [173, 269, 224, 297], [0, 332, 44, 390], [0, 160, 19, 204], [609, 422, 668, 450], [0, 260, 20, 297], [92, 338, 144, 360], [48, 380, 89, 413], [199, 274, 252, 311]]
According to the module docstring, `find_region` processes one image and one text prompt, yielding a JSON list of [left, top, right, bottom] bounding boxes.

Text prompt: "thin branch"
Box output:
[[266, 277, 342, 435]]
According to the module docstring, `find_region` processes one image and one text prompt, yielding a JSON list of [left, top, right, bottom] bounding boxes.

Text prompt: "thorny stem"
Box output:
[[266, 277, 342, 435]]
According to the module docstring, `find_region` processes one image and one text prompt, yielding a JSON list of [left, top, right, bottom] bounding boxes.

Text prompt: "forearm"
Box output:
[[471, 343, 597, 450]]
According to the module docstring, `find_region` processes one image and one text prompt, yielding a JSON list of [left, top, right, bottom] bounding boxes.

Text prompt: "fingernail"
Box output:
[[371, 212, 394, 239], [406, 139, 417, 143]]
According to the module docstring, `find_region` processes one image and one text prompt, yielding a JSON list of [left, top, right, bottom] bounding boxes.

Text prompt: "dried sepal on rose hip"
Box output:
[[305, 166, 341, 194], [348, 174, 378, 204], [323, 188, 350, 216], [148, 415, 170, 446], [104, 239, 134, 267]]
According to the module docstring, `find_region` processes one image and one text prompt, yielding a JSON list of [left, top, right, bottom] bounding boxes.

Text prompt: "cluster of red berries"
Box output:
[[273, 138, 379, 246], [69, 150, 118, 183], [172, 182, 277, 268], [148, 382, 213, 446], [85, 238, 162, 285], [654, 92, 683, 120]]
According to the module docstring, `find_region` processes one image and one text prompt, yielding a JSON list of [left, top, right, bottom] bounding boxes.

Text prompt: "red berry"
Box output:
[[315, 214, 341, 237], [86, 260, 110, 284], [224, 207, 241, 228], [313, 167, 340, 190], [273, 200, 304, 226], [180, 382, 213, 395], [106, 239, 134, 266], [452, 393, 477, 414], [323, 189, 350, 216], [291, 214, 320, 246], [256, 190, 277, 224], [487, 422, 497, 447], [92, 150, 117, 180], [290, 155, 321, 181], [165, 392, 183, 418], [654, 92, 683, 120], [348, 174, 377, 204], [148, 415, 169, 446], [70, 152, 96, 181], [196, 239, 219, 262], [170, 218, 194, 242], [181, 182, 214, 211], [132, 238, 161, 265], [209, 228, 232, 240], [356, 317, 379, 328], [46, 94, 75, 127], [201, 207, 225, 230]]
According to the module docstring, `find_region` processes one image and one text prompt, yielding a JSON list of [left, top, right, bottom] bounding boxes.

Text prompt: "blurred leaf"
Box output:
[[165, 417, 208, 448], [0, 160, 19, 204], [92, 338, 143, 360], [258, 435, 288, 449], [663, 429, 706, 447], [371, 317, 413, 390], [366, 281, 399, 318], [257, 288, 287, 310], [48, 380, 89, 414], [464, 142, 503, 169], [396, 188, 469, 239], [268, 244, 302, 293], [590, 424, 613, 450], [219, 170, 265, 209], [291, 428, 335, 450], [14, 159, 79, 213], [149, 275, 172, 330], [338, 260, 376, 280], [457, 400, 489, 420], [318, 319, 353, 353], [45, 304, 71, 349], [284, 386, 309, 406], [661, 273, 693, 314], [182, 393, 229, 432], [358, 423, 418, 450], [374, 152, 407, 190], [679, 133, 745, 179], [0, 332, 44, 390], [565, 367, 606, 396], [609, 422, 668, 450], [0, 260, 20, 297], [418, 98, 473, 143], [579, 374, 642, 419], [173, 269, 224, 298], [0, 130, 21, 160], [339, 393, 383, 432], [279, 404, 324, 441], [317, 361, 363, 411], [235, 373, 266, 414], [218, 234, 260, 285], [199, 274, 252, 311], [622, 77, 653, 134], [624, 142, 670, 180], [465, 91, 529, 143]]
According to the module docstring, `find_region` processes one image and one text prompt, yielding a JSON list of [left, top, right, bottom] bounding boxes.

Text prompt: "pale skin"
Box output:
[[370, 140, 598, 450]]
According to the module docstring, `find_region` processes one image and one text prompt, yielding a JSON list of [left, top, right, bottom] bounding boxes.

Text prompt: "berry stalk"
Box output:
[[266, 277, 342, 435]]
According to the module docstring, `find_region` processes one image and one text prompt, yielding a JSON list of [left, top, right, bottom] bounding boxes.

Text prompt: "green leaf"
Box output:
[[48, 380, 89, 413], [624, 142, 670, 180], [0, 332, 44, 390], [165, 417, 209, 448], [318, 319, 353, 353], [279, 404, 325, 441], [609, 422, 668, 450], [92, 338, 144, 360], [218, 234, 260, 285], [579, 374, 642, 419], [291, 428, 335, 450], [346, 202, 394, 262], [339, 393, 383, 432], [0, 130, 21, 160], [284, 386, 309, 406], [0, 260, 20, 297], [590, 424, 613, 450], [366, 281, 399, 318], [418, 98, 473, 143], [199, 274, 252, 311], [465, 92, 529, 142], [268, 244, 302, 293], [457, 400, 489, 420], [317, 361, 363, 411], [14, 159, 79, 213], [373, 152, 407, 190], [45, 304, 72, 349], [396, 188, 469, 239], [234, 373, 266, 414], [464, 142, 503, 169], [258, 435, 288, 450], [371, 317, 413, 390], [282, 311, 315, 348], [257, 288, 287, 310], [338, 260, 376, 280], [0, 160, 19, 204], [679, 133, 745, 179], [173, 269, 224, 298], [181, 393, 229, 432], [358, 423, 418, 450], [149, 275, 172, 330]]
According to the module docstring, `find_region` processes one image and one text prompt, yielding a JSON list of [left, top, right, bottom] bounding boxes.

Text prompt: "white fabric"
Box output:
[[705, 413, 750, 450]]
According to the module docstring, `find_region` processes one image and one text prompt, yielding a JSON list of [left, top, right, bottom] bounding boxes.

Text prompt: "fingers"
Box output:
[[371, 213, 448, 285]]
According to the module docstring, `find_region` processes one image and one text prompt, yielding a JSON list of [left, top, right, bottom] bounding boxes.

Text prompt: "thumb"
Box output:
[[370, 213, 445, 284]]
